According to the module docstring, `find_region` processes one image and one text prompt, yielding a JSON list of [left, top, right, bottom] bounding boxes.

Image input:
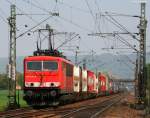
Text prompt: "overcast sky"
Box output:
[[0, 0, 149, 58]]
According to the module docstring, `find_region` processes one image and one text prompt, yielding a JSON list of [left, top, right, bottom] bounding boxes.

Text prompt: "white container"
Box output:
[[73, 66, 80, 92], [82, 69, 87, 92], [74, 66, 80, 77], [94, 76, 99, 93]]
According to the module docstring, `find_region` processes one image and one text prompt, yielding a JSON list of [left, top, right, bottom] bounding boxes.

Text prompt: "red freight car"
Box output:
[[98, 73, 107, 95], [87, 70, 96, 98]]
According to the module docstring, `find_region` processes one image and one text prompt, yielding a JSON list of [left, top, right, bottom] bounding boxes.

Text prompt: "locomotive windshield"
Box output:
[[27, 61, 42, 71], [43, 61, 58, 71], [27, 61, 58, 71]]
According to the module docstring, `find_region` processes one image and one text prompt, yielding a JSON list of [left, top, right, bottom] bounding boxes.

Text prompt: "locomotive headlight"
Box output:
[[45, 82, 60, 87], [51, 83, 54, 87], [25, 82, 30, 87]]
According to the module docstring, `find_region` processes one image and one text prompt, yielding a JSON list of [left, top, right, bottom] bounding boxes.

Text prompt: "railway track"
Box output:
[[0, 107, 33, 117], [0, 93, 123, 118], [53, 94, 123, 118]]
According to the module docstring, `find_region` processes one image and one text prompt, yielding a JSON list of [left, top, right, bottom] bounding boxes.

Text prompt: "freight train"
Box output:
[[23, 50, 120, 106]]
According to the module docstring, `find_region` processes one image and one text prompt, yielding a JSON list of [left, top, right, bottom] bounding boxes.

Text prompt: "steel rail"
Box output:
[[60, 95, 123, 118], [90, 97, 122, 118]]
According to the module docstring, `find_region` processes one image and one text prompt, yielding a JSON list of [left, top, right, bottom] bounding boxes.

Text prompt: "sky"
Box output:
[[0, 0, 149, 58]]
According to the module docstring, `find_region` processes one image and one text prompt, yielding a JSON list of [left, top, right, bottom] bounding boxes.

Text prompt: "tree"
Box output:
[[0, 74, 8, 90]]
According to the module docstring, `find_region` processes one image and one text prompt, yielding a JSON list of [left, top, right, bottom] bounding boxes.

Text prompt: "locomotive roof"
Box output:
[[24, 56, 73, 65]]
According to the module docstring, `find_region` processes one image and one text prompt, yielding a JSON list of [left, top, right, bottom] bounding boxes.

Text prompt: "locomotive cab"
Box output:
[[24, 56, 62, 106]]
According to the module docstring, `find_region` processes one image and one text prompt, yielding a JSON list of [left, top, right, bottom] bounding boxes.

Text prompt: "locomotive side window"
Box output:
[[27, 61, 42, 71], [43, 61, 58, 71], [66, 64, 73, 77]]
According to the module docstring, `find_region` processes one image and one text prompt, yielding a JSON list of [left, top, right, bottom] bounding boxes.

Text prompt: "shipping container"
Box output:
[[82, 69, 87, 92], [73, 66, 80, 92], [87, 70, 95, 93]]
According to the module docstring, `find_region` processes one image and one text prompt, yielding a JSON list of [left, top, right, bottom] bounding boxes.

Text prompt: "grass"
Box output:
[[0, 90, 27, 111]]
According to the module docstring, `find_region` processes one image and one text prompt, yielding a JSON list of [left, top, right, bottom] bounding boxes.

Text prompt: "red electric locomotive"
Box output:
[[23, 50, 75, 106]]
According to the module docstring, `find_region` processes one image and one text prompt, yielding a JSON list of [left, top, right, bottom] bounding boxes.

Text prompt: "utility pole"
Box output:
[[75, 46, 79, 65], [7, 4, 19, 109], [135, 52, 139, 101], [137, 0, 147, 105], [83, 59, 87, 69]]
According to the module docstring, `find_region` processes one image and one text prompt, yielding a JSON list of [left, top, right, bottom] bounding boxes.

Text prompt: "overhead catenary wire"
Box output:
[[5, 0, 44, 33], [56, 33, 79, 49], [5, 0, 40, 24], [95, 11, 140, 37], [57, 16, 92, 32], [93, 11, 140, 53], [21, 0, 96, 53], [0, 7, 7, 17], [16, 16, 53, 39], [20, 0, 108, 57], [84, 0, 107, 59], [22, 0, 54, 15], [84, 0, 95, 22], [94, 0, 103, 33], [0, 13, 8, 24], [116, 34, 139, 52], [105, 12, 140, 42], [85, 1, 131, 54], [96, 12, 139, 41], [5, 0, 96, 57], [101, 34, 139, 57], [20, 0, 63, 44], [0, 7, 8, 24], [21, 0, 92, 32], [84, 0, 103, 34], [93, 0, 111, 52], [57, 0, 90, 14], [5, 0, 58, 47], [0, 6, 18, 31], [99, 11, 140, 18]]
